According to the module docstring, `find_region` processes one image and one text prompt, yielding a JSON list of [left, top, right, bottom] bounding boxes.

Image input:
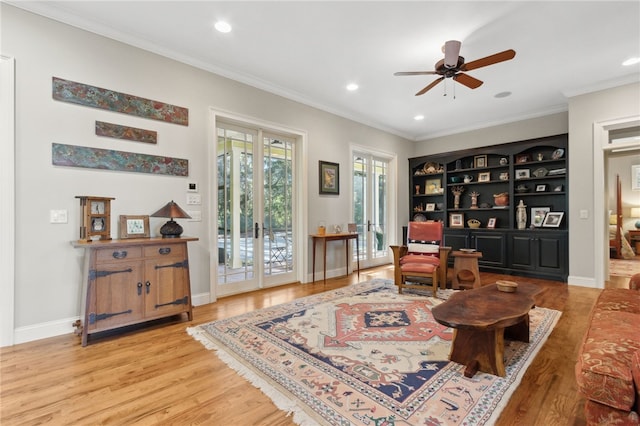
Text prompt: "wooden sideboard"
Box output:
[[72, 237, 198, 346]]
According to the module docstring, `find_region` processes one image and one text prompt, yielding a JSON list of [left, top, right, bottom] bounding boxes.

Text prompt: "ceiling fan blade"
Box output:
[[415, 77, 445, 96], [461, 49, 516, 71], [394, 71, 438, 76], [454, 73, 483, 89]]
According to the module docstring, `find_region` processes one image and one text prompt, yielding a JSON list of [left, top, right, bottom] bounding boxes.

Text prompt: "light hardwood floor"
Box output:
[[0, 266, 631, 425]]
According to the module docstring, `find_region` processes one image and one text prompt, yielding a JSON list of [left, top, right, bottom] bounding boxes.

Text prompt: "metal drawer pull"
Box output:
[[158, 247, 171, 255], [112, 250, 128, 259]]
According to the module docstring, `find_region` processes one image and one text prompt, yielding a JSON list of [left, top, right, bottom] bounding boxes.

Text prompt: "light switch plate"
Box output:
[[50, 209, 68, 223], [186, 194, 201, 205]]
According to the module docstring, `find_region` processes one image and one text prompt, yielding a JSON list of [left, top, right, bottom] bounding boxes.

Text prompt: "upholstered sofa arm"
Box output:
[[630, 273, 640, 290]]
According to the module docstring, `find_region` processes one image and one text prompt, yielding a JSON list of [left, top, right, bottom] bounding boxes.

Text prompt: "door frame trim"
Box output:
[[592, 115, 640, 287], [208, 108, 308, 301], [349, 144, 397, 268]]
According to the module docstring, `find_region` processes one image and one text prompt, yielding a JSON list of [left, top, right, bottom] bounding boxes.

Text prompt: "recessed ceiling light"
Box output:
[[622, 57, 640, 66], [346, 83, 359, 91], [414, 115, 425, 121], [494, 91, 512, 98], [214, 21, 232, 33]]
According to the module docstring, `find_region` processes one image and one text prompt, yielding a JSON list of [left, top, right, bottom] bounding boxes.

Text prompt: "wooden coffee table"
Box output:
[[431, 282, 540, 377]]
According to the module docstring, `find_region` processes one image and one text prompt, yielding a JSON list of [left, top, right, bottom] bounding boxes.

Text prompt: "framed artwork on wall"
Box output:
[[319, 161, 339, 195], [632, 165, 640, 190]]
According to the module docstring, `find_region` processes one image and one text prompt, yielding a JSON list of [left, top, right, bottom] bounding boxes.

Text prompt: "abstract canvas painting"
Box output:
[[52, 143, 188, 176], [52, 77, 188, 126]]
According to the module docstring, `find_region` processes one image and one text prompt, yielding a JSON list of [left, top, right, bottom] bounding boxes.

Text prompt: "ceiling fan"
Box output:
[[394, 40, 516, 96]]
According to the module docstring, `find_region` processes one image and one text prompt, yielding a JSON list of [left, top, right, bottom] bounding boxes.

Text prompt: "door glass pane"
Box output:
[[353, 155, 367, 258], [372, 158, 388, 258], [263, 135, 294, 275], [217, 127, 255, 284]]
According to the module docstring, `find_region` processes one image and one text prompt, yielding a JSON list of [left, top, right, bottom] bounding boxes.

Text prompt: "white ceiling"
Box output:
[[9, 1, 640, 140]]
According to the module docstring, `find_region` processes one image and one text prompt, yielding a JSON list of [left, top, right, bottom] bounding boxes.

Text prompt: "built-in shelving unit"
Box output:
[[408, 134, 568, 281]]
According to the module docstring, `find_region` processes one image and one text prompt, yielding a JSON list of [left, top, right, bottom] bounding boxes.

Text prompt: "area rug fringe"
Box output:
[[187, 326, 319, 426]]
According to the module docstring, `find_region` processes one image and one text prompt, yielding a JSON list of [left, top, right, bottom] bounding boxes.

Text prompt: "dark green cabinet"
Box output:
[[509, 231, 568, 280], [409, 133, 568, 282]]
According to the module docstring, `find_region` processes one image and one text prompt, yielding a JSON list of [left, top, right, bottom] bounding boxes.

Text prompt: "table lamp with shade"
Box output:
[[631, 207, 640, 229], [151, 200, 191, 238]]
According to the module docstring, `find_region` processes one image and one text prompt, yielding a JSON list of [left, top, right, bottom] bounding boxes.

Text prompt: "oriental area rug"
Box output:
[[609, 258, 640, 277], [188, 279, 561, 425]]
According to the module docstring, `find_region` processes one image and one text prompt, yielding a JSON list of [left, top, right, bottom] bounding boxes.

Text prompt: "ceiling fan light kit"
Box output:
[[395, 40, 516, 96]]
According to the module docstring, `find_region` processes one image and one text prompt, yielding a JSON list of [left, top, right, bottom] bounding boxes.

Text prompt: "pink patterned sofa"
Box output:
[[575, 276, 640, 425]]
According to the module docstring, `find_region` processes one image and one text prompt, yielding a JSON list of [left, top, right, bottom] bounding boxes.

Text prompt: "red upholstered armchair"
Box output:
[[390, 221, 451, 296]]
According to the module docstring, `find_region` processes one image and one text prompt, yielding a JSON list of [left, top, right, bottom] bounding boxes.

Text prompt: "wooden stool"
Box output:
[[452, 251, 482, 289]]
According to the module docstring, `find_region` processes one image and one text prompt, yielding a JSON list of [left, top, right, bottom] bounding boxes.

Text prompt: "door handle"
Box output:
[[254, 222, 260, 239]]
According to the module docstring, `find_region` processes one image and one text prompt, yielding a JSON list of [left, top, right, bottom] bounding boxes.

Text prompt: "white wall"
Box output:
[[2, 4, 412, 342], [569, 83, 640, 285], [412, 112, 569, 156]]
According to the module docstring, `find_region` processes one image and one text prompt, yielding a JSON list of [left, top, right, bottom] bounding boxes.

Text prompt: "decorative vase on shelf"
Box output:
[[516, 200, 527, 229]]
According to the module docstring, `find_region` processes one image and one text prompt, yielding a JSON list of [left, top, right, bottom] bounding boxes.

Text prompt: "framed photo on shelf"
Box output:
[[425, 178, 441, 194], [474, 155, 487, 168], [119, 215, 150, 239], [487, 217, 497, 229], [553, 184, 564, 192], [516, 154, 530, 163], [535, 184, 547, 192], [425, 203, 436, 212], [478, 171, 491, 182], [542, 211, 564, 227], [319, 161, 339, 194], [515, 169, 530, 180], [531, 207, 550, 227], [449, 213, 464, 228]]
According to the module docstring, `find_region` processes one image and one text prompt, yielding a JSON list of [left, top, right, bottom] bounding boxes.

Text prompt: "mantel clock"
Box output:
[[76, 196, 115, 241]]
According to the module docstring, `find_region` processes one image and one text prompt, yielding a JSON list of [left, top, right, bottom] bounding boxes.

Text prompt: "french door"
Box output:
[[216, 122, 296, 297], [352, 152, 392, 268]]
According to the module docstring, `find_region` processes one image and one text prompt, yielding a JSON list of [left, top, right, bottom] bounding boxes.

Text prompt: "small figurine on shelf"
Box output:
[[415, 184, 420, 195], [452, 186, 465, 209], [469, 191, 480, 209]]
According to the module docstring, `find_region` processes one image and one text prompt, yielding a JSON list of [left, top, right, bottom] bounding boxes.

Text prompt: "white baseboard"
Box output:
[[13, 316, 78, 345], [10, 293, 212, 346], [568, 275, 600, 288]]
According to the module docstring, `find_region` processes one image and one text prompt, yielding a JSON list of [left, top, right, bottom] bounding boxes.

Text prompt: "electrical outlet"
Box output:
[[186, 194, 201, 205]]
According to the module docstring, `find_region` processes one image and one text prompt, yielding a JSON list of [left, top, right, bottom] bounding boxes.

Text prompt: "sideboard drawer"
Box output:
[[144, 243, 186, 258], [96, 246, 142, 263]]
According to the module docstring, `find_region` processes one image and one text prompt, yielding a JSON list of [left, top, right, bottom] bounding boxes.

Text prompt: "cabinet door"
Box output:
[[536, 234, 567, 275], [88, 260, 144, 331], [443, 230, 469, 251], [143, 246, 190, 319], [510, 234, 536, 270], [472, 232, 507, 267]]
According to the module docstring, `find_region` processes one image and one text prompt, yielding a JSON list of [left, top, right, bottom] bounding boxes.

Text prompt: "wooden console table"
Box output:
[[310, 233, 360, 283], [72, 237, 198, 346]]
